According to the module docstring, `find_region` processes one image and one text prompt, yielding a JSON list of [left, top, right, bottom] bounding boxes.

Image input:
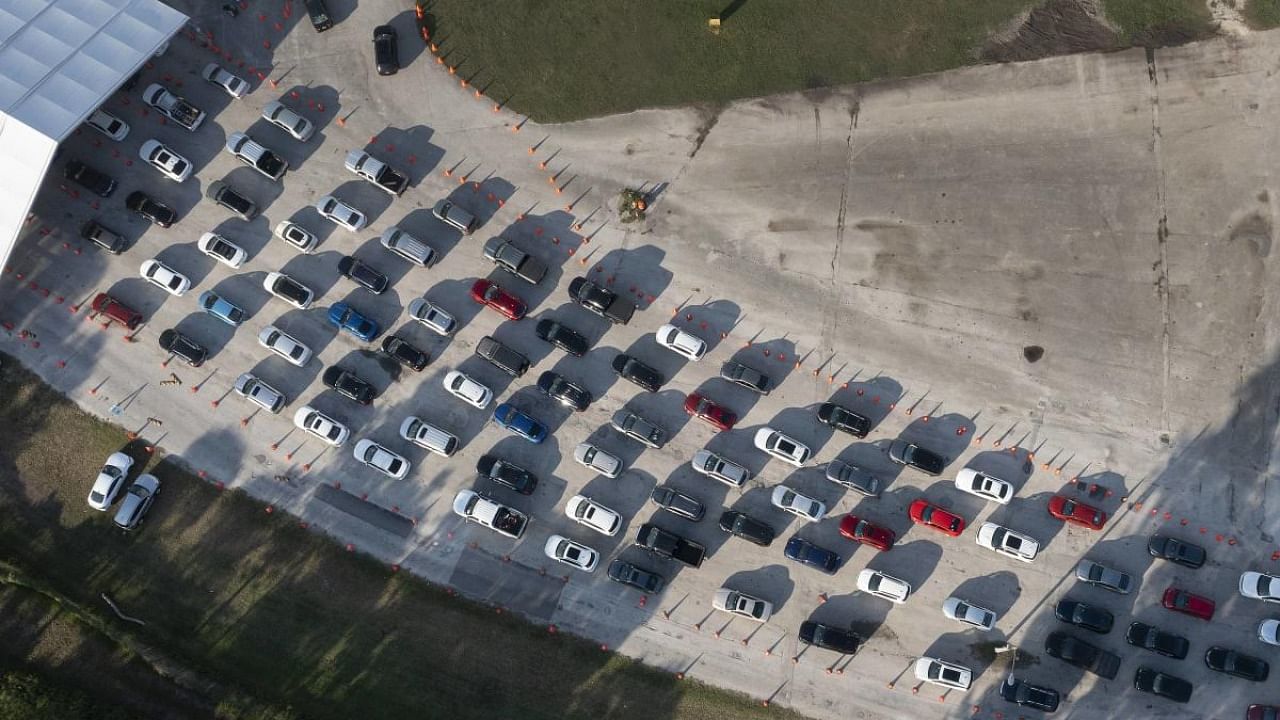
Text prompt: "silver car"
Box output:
[[573, 442, 622, 477], [610, 409, 665, 449], [113, 474, 160, 530], [690, 449, 749, 487], [1075, 558, 1133, 594], [825, 459, 881, 496], [407, 298, 456, 336], [233, 372, 286, 413], [261, 100, 315, 141]]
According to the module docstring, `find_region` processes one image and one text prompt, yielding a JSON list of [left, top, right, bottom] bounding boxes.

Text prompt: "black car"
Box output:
[[783, 536, 841, 574], [1147, 534, 1206, 569], [303, 0, 332, 31], [797, 622, 860, 654], [338, 255, 389, 294], [611, 353, 663, 392], [126, 191, 177, 227], [534, 318, 589, 356], [373, 25, 399, 75], [1205, 646, 1269, 681], [718, 510, 775, 547], [998, 675, 1060, 713], [607, 560, 665, 593], [205, 180, 257, 220], [817, 402, 871, 437], [64, 160, 116, 197], [1044, 631, 1121, 679], [1054, 599, 1114, 634], [80, 220, 126, 253], [719, 361, 770, 394], [1125, 621, 1189, 659], [536, 371, 591, 411], [476, 455, 537, 495], [650, 486, 705, 521], [381, 335, 429, 371], [321, 366, 376, 404], [887, 440, 946, 475], [1133, 666, 1192, 703], [157, 329, 207, 367]]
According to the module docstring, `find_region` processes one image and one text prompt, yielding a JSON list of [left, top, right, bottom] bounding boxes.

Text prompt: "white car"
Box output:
[[914, 657, 972, 691], [407, 298, 456, 336], [87, 451, 134, 510], [262, 271, 314, 309], [201, 63, 250, 98], [273, 220, 319, 253], [942, 596, 997, 630], [573, 442, 622, 478], [197, 232, 247, 268], [353, 439, 410, 480], [315, 195, 367, 232], [544, 535, 599, 573], [753, 427, 811, 467], [257, 325, 313, 367], [954, 467, 1014, 505], [712, 587, 773, 622], [398, 417, 458, 457], [1259, 619, 1280, 646], [770, 485, 826, 522], [443, 370, 492, 409], [1240, 571, 1280, 603], [977, 522, 1039, 563], [292, 406, 350, 447], [857, 569, 911, 604], [139, 259, 190, 296], [138, 139, 192, 182], [261, 100, 315, 141], [691, 449, 750, 487], [85, 108, 129, 141], [565, 495, 623, 536], [233, 373, 286, 413], [654, 323, 707, 361]]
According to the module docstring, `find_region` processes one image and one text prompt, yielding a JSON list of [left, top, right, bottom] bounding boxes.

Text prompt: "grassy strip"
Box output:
[[1102, 0, 1214, 44], [1243, 0, 1280, 29], [0, 352, 801, 720]]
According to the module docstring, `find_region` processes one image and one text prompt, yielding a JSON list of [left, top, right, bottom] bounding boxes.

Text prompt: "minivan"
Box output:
[[475, 336, 530, 377], [303, 0, 333, 31], [380, 227, 436, 267]]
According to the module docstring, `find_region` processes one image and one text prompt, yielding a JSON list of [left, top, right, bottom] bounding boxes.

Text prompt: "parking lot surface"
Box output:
[[7, 3, 1280, 718]]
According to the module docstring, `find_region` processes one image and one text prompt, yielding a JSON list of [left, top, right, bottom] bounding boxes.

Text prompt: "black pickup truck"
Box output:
[[568, 277, 635, 325], [1045, 631, 1121, 680], [635, 523, 705, 568]]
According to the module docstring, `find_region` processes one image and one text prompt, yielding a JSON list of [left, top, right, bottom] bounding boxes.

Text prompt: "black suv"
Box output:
[[158, 329, 207, 367], [373, 25, 399, 75], [338, 255, 389, 294], [80, 220, 127, 253], [381, 335, 429, 372], [1205, 646, 1269, 681], [1125, 621, 1189, 659], [1147, 534, 1206, 569], [887, 441, 946, 476], [536, 371, 591, 411], [64, 160, 116, 197], [798, 622, 861, 654], [611, 353, 663, 392], [535, 318, 589, 356], [206, 180, 258, 220], [817, 402, 872, 437], [303, 0, 333, 31], [475, 336, 529, 377], [718, 510, 775, 547], [1133, 667, 1192, 703], [998, 675, 1059, 712], [650, 486, 705, 521], [1054, 599, 1114, 634], [322, 366, 376, 404], [126, 191, 177, 227], [607, 560, 665, 593], [476, 455, 537, 495]]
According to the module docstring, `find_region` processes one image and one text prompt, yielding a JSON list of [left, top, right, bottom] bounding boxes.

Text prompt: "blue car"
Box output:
[[784, 536, 841, 574], [198, 290, 246, 326], [492, 403, 547, 444], [327, 302, 379, 342]]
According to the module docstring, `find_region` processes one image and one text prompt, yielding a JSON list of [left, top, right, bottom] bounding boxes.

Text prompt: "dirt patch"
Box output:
[[982, 0, 1118, 62], [1024, 345, 1046, 362], [1228, 211, 1273, 258]]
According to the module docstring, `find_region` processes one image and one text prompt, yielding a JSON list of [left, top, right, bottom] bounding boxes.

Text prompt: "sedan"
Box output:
[[315, 195, 367, 231], [683, 393, 736, 431], [257, 326, 312, 366], [338, 255, 389, 294], [719, 360, 770, 394], [492, 403, 547, 443], [889, 441, 946, 475], [233, 373, 286, 413], [469, 279, 527, 320], [381, 335, 429, 371], [157, 329, 207, 367], [262, 272, 314, 309], [201, 62, 249, 97], [1133, 667, 1192, 703], [85, 108, 129, 141], [139, 259, 190, 296], [373, 24, 399, 75], [535, 318, 588, 356], [353, 439, 410, 480], [1148, 534, 1207, 569], [817, 402, 871, 437], [753, 428, 811, 466], [1163, 586, 1215, 621], [1260, 619, 1280, 646], [839, 514, 894, 550], [977, 522, 1039, 563], [65, 159, 116, 196], [914, 657, 972, 690], [126, 191, 176, 227], [321, 366, 376, 405], [327, 302, 380, 342], [1048, 494, 1107, 530], [771, 486, 826, 522], [1075, 558, 1133, 594], [573, 443, 622, 478], [537, 371, 591, 411], [1126, 621, 1189, 659], [857, 569, 910, 604], [783, 536, 841, 574], [650, 486, 705, 521], [611, 353, 664, 392], [998, 675, 1060, 713], [691, 450, 749, 488], [909, 499, 965, 537], [197, 232, 247, 268], [475, 455, 538, 495], [655, 323, 707, 360], [1054, 599, 1114, 634], [273, 220, 319, 253], [443, 371, 492, 409], [408, 298, 457, 336], [718, 510, 776, 546], [953, 467, 1012, 503], [1250, 706, 1280, 720], [1240, 571, 1280, 602], [292, 406, 349, 446], [91, 293, 142, 329], [261, 100, 315, 141], [113, 474, 160, 531], [825, 460, 881, 497], [80, 220, 127, 253], [712, 588, 773, 622], [798, 622, 860, 654], [88, 452, 134, 511], [611, 410, 665, 449], [565, 495, 622, 536], [544, 535, 599, 573], [139, 140, 192, 182], [943, 596, 996, 630], [607, 560, 665, 593]]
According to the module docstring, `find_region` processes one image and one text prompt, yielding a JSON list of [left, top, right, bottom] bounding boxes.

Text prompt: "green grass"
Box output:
[[0, 352, 801, 720], [1244, 0, 1280, 29], [1102, 0, 1214, 44]]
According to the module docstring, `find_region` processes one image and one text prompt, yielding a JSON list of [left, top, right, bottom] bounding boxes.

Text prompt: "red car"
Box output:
[[1162, 586, 1214, 621], [91, 292, 143, 330], [908, 499, 965, 537], [1249, 705, 1280, 720], [470, 279, 527, 320], [1047, 495, 1107, 530], [839, 514, 895, 551], [683, 393, 737, 431]]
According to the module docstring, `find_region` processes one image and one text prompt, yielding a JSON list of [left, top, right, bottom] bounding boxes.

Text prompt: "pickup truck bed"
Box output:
[[345, 149, 408, 195], [635, 523, 705, 567]]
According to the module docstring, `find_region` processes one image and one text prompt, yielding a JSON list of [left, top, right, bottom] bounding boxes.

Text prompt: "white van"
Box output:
[[380, 226, 436, 267]]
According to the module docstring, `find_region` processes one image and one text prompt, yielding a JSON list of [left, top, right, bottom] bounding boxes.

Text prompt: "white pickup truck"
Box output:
[[344, 149, 408, 196], [142, 84, 206, 132], [452, 490, 528, 539]]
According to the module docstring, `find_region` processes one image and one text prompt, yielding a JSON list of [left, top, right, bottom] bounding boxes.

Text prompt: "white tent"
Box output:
[[0, 0, 187, 270]]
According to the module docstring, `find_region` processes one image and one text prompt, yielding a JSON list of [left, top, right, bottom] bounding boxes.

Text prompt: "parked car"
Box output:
[[292, 406, 349, 446], [141, 83, 205, 130], [568, 276, 634, 324], [943, 596, 996, 630], [839, 514, 894, 550], [825, 460, 881, 496], [452, 490, 527, 539], [273, 220, 319, 252], [380, 226, 435, 266], [1125, 621, 1189, 659], [257, 325, 312, 366], [1162, 586, 1215, 621], [91, 293, 142, 329], [80, 220, 127, 253], [713, 587, 773, 622], [655, 323, 707, 361], [535, 318, 589, 356], [998, 675, 1060, 713], [1249, 705, 1280, 720], [113, 474, 160, 530], [139, 139, 192, 182], [650, 486, 704, 521], [817, 402, 871, 437], [857, 569, 910, 604], [337, 255, 389, 293], [1076, 558, 1133, 594], [408, 298, 457, 335], [469, 279, 527, 320], [691, 449, 749, 487], [157, 329, 207, 367], [327, 302, 380, 342], [87, 452, 134, 510], [914, 657, 972, 690], [84, 108, 129, 141], [475, 455, 537, 495], [262, 272, 314, 309], [798, 622, 860, 654], [492, 403, 547, 443], [1048, 494, 1107, 530], [206, 180, 258, 220], [1054, 599, 1114, 634], [261, 100, 315, 141], [475, 336, 530, 377], [977, 522, 1039, 563], [64, 159, 116, 196], [315, 195, 367, 231], [303, 0, 334, 33], [347, 150, 408, 195], [537, 371, 591, 411], [783, 536, 841, 574], [1044, 631, 1121, 679], [607, 560, 664, 593], [443, 371, 492, 409], [573, 443, 622, 478], [888, 441, 946, 475], [1240, 571, 1280, 603], [226, 132, 288, 180], [139, 259, 190, 296], [753, 427, 811, 466], [381, 335, 429, 371], [718, 510, 775, 546], [197, 233, 247, 268], [1133, 666, 1192, 703], [909, 499, 965, 536], [1259, 619, 1280, 646], [565, 495, 622, 536], [353, 439, 410, 480], [400, 418, 458, 457], [1148, 534, 1207, 569], [611, 353, 663, 391], [373, 25, 399, 75], [432, 199, 477, 233], [611, 409, 664, 448], [125, 191, 176, 227], [321, 366, 376, 404], [483, 236, 547, 284], [544, 535, 598, 573], [234, 373, 286, 413], [683, 393, 736, 430], [719, 360, 770, 394]]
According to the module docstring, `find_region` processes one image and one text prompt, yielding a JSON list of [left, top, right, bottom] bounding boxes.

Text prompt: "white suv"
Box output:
[[655, 323, 707, 360], [399, 417, 458, 457], [857, 569, 910, 604], [443, 371, 492, 409], [316, 195, 367, 231], [544, 535, 599, 572], [565, 495, 622, 536]]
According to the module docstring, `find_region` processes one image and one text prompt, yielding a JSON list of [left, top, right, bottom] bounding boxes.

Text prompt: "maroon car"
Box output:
[[683, 393, 736, 431], [1162, 586, 1215, 621], [839, 514, 895, 552], [91, 293, 142, 330], [470, 279, 527, 320]]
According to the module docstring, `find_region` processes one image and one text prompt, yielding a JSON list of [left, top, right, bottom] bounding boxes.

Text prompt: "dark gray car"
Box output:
[[483, 237, 547, 284], [718, 510, 775, 546], [1148, 535, 1206, 569], [650, 486, 705, 521], [825, 459, 881, 496], [887, 441, 946, 475]]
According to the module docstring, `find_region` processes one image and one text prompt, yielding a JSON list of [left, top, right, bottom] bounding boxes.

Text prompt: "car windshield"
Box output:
[[1257, 576, 1274, 596], [211, 239, 234, 258]]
